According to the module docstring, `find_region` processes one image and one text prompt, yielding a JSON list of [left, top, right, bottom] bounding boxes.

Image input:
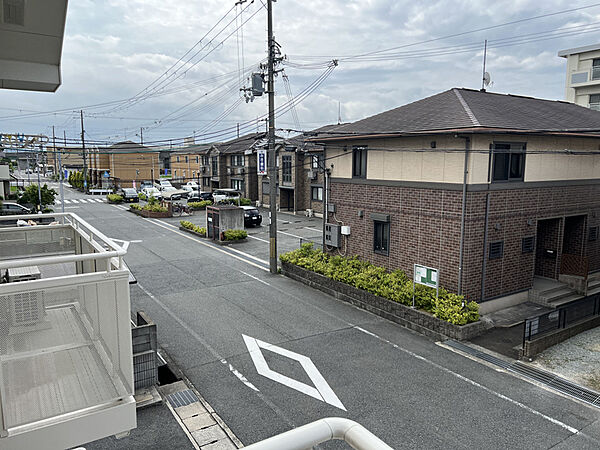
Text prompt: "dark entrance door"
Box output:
[[535, 218, 561, 278], [560, 215, 588, 277], [280, 189, 294, 212]]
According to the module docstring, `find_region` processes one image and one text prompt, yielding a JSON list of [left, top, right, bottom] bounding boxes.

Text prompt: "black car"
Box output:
[[241, 206, 262, 227], [188, 191, 213, 203], [117, 188, 139, 202]]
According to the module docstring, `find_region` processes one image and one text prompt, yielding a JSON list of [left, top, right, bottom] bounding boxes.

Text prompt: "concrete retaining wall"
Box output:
[[523, 315, 600, 358], [281, 261, 488, 341]]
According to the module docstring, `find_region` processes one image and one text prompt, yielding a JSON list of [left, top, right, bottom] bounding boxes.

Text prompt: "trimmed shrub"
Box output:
[[138, 193, 147, 201], [280, 243, 479, 325], [131, 202, 167, 212], [180, 220, 206, 236], [223, 229, 247, 241], [107, 194, 123, 203], [188, 200, 212, 210], [217, 197, 252, 206]]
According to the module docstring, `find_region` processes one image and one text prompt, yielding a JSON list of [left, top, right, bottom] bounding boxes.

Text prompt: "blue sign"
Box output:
[[164, 168, 168, 176], [103, 171, 110, 178], [64, 169, 68, 178], [257, 149, 267, 175], [84, 180, 88, 188]]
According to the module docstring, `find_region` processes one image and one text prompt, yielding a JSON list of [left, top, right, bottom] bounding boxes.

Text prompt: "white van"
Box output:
[[213, 189, 241, 204]]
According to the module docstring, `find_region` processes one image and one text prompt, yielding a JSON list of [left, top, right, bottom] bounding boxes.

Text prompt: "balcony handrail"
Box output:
[[244, 417, 393, 450], [0, 212, 125, 270]]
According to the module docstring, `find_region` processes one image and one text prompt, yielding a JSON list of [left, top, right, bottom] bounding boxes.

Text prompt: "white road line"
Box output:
[[95, 198, 105, 203], [148, 219, 268, 271], [63, 199, 71, 204], [278, 230, 305, 239], [137, 282, 259, 394], [247, 234, 269, 243], [70, 199, 79, 203], [157, 220, 270, 266], [240, 270, 270, 286], [354, 326, 580, 435]]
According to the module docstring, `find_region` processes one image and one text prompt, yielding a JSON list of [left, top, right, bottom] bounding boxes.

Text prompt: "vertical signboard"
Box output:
[[257, 149, 267, 175], [412, 264, 439, 308]]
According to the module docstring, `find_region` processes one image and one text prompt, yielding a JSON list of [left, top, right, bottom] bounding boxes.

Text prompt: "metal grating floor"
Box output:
[[445, 340, 600, 408], [167, 389, 199, 408]]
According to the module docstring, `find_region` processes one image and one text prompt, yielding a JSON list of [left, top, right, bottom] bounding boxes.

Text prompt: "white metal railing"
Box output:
[[244, 417, 393, 450], [0, 213, 135, 448], [592, 66, 600, 81]]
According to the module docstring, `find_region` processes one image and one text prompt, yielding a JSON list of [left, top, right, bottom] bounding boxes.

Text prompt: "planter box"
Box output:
[[129, 207, 172, 218], [179, 226, 206, 238], [178, 226, 247, 244], [281, 261, 488, 341]]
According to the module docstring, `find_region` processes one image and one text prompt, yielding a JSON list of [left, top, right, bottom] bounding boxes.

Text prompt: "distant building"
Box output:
[[558, 43, 600, 110]]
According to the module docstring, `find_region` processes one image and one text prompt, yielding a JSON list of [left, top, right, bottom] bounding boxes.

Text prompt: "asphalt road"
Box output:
[[51, 182, 600, 449]]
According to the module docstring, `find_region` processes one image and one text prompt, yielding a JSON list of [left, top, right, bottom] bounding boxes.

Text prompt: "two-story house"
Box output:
[[313, 88, 600, 311], [559, 43, 600, 110]]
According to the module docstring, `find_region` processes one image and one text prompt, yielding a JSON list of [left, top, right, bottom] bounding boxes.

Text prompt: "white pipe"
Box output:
[[243, 417, 393, 450]]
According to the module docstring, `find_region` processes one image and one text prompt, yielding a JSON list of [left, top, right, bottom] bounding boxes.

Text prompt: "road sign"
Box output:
[[413, 264, 439, 308], [414, 264, 438, 289], [243, 335, 346, 410], [257, 149, 267, 175], [103, 171, 109, 178]]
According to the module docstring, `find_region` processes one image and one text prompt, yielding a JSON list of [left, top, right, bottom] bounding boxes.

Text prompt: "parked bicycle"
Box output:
[[172, 203, 192, 216]]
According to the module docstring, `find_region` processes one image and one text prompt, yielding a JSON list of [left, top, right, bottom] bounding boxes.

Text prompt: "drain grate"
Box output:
[[444, 340, 511, 369], [445, 340, 600, 408], [167, 389, 199, 408]]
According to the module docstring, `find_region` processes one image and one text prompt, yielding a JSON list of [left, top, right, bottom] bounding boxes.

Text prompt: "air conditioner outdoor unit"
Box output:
[[237, 167, 245, 175], [201, 167, 207, 173], [308, 170, 317, 180], [227, 168, 232, 175], [306, 209, 314, 217]]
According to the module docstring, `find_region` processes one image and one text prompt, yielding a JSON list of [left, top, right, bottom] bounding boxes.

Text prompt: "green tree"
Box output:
[[18, 184, 57, 209]]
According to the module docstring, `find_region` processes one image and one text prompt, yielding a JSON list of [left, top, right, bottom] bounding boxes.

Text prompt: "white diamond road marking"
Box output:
[[243, 335, 346, 411]]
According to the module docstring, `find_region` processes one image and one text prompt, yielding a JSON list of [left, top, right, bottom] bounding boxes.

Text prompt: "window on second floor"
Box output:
[[352, 146, 367, 178], [311, 186, 323, 201], [196, 156, 199, 164], [211, 156, 218, 175], [491, 142, 525, 182], [592, 58, 600, 81], [202, 155, 209, 166], [590, 94, 600, 111], [176, 156, 180, 163], [185, 156, 188, 163], [282, 155, 292, 184], [230, 155, 245, 166]]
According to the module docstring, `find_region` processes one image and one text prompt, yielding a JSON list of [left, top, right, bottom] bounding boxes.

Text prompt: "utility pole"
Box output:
[[140, 127, 144, 145], [54, 126, 64, 213], [267, 0, 278, 274], [80, 110, 88, 193]]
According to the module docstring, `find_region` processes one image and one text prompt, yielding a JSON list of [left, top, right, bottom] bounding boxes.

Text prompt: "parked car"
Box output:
[[140, 180, 153, 191], [241, 206, 262, 227], [187, 191, 213, 203], [181, 185, 198, 198], [185, 181, 199, 189], [161, 186, 185, 201], [155, 180, 173, 190], [142, 187, 162, 200], [1, 202, 31, 215], [213, 189, 241, 204], [117, 188, 139, 202]]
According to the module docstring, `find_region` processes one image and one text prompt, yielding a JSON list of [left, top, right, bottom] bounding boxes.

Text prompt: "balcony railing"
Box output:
[[592, 66, 600, 81], [0, 213, 135, 450]]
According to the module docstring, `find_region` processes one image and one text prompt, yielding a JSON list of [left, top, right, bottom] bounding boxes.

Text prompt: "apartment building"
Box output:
[[313, 88, 600, 308], [88, 141, 160, 188], [170, 144, 213, 185], [559, 43, 600, 110]]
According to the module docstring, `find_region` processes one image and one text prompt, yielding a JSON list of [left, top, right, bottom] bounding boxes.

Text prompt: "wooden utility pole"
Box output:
[[267, 0, 278, 274], [80, 110, 88, 193]]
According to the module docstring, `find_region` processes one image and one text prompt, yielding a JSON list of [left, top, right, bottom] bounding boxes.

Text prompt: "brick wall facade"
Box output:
[[329, 181, 600, 303]]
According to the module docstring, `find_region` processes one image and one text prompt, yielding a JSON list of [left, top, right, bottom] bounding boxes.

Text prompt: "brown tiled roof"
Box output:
[[317, 88, 600, 138]]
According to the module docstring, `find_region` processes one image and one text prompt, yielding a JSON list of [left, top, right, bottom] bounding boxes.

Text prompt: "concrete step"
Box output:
[[587, 280, 600, 291], [547, 293, 584, 308]]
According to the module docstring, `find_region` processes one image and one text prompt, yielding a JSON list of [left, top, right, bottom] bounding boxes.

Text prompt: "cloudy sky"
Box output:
[[2, 0, 600, 146]]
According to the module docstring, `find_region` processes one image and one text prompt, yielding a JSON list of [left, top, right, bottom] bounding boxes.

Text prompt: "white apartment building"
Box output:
[[558, 43, 600, 110]]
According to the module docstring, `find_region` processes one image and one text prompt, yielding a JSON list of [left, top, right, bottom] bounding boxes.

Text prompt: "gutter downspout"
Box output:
[[457, 135, 470, 299], [480, 143, 493, 302]]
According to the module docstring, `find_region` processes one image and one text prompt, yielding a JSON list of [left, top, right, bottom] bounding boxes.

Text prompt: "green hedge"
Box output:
[[280, 243, 479, 325], [223, 229, 247, 241], [138, 193, 147, 201], [188, 200, 212, 210], [180, 220, 206, 236], [131, 203, 167, 212], [217, 197, 252, 206], [107, 194, 123, 203]]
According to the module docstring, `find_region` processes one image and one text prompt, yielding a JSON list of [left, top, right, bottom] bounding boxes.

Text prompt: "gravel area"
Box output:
[[531, 327, 600, 392]]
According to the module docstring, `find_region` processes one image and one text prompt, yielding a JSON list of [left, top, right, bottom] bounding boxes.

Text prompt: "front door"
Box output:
[[535, 218, 562, 278]]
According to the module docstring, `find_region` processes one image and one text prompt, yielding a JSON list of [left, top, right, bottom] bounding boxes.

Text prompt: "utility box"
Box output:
[[207, 205, 244, 241], [324, 223, 341, 247], [341, 225, 351, 236]]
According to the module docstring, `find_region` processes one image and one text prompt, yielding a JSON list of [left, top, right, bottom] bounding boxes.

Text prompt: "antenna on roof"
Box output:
[[481, 40, 490, 92]]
